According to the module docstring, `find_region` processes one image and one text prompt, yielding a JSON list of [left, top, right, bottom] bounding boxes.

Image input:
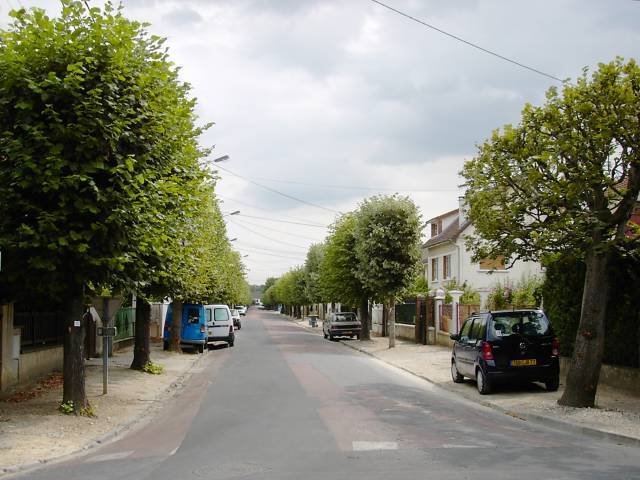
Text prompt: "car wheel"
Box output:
[[238, 323, 241, 329], [355, 334, 360, 340], [329, 332, 334, 341], [323, 331, 328, 339], [545, 376, 560, 392], [476, 367, 491, 395], [451, 360, 464, 383], [163, 341, 169, 351], [198, 344, 204, 354]]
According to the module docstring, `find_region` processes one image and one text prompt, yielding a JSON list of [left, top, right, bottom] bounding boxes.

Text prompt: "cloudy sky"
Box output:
[[2, 0, 639, 284]]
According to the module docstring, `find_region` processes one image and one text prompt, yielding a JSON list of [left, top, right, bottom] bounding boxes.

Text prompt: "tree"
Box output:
[[0, 2, 210, 409], [353, 195, 422, 348], [461, 58, 640, 407], [303, 243, 325, 308]]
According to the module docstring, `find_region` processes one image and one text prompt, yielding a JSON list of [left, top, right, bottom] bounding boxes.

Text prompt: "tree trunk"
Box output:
[[169, 300, 182, 352], [63, 285, 88, 414], [388, 300, 396, 348], [382, 304, 387, 337], [558, 250, 611, 408], [359, 298, 370, 340], [131, 298, 151, 370]]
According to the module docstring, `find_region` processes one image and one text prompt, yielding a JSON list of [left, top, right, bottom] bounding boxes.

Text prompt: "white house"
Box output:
[[422, 198, 543, 307]]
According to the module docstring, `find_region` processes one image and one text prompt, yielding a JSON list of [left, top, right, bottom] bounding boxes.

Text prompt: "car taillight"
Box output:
[[200, 325, 206, 333], [481, 341, 494, 361], [552, 338, 559, 356]]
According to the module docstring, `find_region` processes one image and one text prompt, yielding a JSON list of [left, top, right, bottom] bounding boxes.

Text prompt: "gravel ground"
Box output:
[[294, 316, 640, 442], [0, 342, 203, 473]]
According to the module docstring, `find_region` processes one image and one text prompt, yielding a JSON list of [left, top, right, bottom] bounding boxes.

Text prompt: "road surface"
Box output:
[[14, 309, 640, 480]]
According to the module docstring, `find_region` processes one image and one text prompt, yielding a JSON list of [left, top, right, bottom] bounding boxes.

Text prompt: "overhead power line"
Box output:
[[229, 218, 314, 250], [216, 164, 342, 214], [216, 194, 331, 227], [369, 0, 563, 83], [232, 216, 322, 242], [235, 213, 328, 228], [242, 176, 459, 193], [236, 248, 305, 261]]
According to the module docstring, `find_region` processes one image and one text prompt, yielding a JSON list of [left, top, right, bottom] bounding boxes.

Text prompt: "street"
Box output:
[[14, 309, 640, 480]]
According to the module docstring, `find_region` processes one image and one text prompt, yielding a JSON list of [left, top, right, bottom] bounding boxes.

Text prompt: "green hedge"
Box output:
[[542, 253, 639, 368]]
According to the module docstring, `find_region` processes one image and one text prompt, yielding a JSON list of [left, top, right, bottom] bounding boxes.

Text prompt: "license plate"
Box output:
[[343, 331, 352, 335], [511, 359, 536, 366]]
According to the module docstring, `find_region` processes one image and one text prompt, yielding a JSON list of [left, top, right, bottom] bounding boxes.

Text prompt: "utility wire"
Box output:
[[216, 164, 342, 214], [232, 215, 322, 242], [229, 218, 315, 250], [241, 176, 459, 193], [236, 239, 307, 254], [369, 0, 563, 83], [216, 194, 331, 227], [235, 213, 328, 228], [235, 248, 306, 261]]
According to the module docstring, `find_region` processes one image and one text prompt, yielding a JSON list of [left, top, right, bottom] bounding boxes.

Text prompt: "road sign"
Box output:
[[97, 326, 117, 337]]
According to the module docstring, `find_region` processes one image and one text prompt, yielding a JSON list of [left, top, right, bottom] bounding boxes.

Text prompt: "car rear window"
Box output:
[[214, 308, 230, 321], [187, 308, 200, 324], [335, 313, 356, 322], [230, 309, 239, 316], [489, 312, 551, 337]]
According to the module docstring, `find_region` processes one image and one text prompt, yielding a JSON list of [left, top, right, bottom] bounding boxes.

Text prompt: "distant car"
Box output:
[[205, 304, 235, 348], [449, 309, 560, 394], [323, 312, 361, 341], [230, 308, 242, 329], [237, 305, 247, 316]]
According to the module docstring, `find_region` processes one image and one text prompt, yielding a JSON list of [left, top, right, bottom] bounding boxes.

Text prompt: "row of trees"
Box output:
[[0, 2, 248, 413], [262, 195, 423, 345]]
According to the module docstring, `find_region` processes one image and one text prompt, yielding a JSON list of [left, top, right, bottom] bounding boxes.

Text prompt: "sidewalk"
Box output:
[[293, 317, 640, 444], [0, 342, 204, 475]]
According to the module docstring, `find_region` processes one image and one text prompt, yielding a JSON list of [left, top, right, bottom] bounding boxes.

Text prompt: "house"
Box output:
[[422, 198, 543, 307]]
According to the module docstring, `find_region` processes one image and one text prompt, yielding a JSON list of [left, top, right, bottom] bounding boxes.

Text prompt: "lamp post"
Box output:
[[223, 210, 240, 217], [212, 155, 230, 163]]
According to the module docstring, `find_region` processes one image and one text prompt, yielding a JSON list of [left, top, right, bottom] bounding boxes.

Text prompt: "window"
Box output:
[[443, 254, 451, 279], [431, 223, 438, 237], [431, 257, 439, 281], [459, 317, 474, 341], [205, 308, 212, 323], [187, 307, 200, 324], [489, 312, 550, 338], [479, 255, 505, 271], [469, 316, 486, 342], [335, 313, 356, 322], [214, 308, 229, 321]]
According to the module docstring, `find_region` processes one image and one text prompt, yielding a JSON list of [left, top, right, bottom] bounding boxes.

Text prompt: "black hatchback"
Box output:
[[450, 309, 560, 394]]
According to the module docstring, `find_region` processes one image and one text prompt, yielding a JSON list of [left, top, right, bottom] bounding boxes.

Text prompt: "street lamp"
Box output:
[[212, 155, 230, 163], [223, 210, 240, 217], [229, 238, 237, 242]]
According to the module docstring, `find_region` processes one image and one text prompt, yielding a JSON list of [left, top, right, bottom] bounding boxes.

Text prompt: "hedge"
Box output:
[[542, 253, 640, 368]]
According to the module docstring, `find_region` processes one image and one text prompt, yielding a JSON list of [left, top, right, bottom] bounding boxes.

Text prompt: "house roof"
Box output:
[[422, 217, 472, 249], [425, 208, 459, 224]]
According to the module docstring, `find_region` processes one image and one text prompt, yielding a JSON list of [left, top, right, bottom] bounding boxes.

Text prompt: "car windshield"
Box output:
[[334, 313, 357, 322], [489, 311, 551, 337], [231, 309, 239, 316]]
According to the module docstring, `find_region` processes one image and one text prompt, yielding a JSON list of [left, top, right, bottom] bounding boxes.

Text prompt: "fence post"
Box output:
[[449, 289, 464, 334], [434, 288, 445, 334]]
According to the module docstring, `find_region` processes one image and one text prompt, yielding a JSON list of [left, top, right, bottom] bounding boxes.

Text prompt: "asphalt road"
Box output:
[[14, 309, 640, 480]]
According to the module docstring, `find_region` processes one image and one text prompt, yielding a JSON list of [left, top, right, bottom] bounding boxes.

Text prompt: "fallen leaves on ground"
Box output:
[[4, 373, 64, 403]]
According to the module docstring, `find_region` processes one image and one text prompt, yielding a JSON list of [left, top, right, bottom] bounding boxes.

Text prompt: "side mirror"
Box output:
[[449, 333, 460, 341]]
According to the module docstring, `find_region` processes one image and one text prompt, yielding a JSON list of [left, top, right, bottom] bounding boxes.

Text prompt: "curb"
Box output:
[[284, 319, 640, 449], [1, 351, 207, 478]]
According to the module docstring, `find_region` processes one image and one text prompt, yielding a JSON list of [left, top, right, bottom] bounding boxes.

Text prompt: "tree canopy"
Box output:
[[461, 57, 640, 408]]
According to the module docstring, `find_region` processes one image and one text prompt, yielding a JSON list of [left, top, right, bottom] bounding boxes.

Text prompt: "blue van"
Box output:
[[163, 303, 207, 353]]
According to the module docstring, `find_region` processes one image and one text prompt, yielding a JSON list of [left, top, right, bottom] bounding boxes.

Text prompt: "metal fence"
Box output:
[[13, 306, 65, 348], [114, 307, 135, 341], [395, 302, 416, 325]]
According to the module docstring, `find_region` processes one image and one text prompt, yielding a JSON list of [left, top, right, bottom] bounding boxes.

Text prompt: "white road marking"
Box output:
[[352, 441, 398, 451], [441, 444, 481, 449], [85, 450, 134, 463], [169, 446, 179, 456]]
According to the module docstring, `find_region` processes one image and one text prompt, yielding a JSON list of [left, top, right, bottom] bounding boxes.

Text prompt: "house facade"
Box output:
[[422, 199, 543, 305]]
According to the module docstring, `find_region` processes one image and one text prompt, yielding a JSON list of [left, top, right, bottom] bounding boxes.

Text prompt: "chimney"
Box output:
[[458, 196, 468, 225]]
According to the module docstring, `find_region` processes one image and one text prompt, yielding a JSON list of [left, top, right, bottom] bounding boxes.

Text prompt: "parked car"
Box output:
[[205, 304, 235, 348], [323, 312, 361, 340], [450, 309, 560, 395], [230, 308, 242, 329], [237, 305, 247, 316], [163, 303, 207, 353]]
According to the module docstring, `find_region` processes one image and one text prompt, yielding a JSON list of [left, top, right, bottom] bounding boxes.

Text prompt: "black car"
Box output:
[[450, 309, 560, 394]]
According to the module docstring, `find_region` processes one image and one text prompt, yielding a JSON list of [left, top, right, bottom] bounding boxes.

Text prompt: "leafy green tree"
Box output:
[[0, 2, 210, 409], [461, 58, 640, 407], [353, 195, 422, 347], [303, 243, 325, 306]]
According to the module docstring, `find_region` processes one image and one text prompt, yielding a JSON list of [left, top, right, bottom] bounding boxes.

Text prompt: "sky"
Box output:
[[1, 0, 639, 284]]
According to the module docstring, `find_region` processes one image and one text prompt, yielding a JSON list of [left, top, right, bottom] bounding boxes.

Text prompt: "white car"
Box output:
[[230, 308, 242, 329], [237, 305, 247, 316], [205, 304, 235, 348]]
